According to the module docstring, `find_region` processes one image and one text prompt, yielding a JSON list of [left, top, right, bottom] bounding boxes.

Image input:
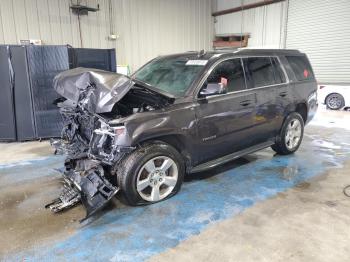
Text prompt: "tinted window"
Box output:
[[244, 57, 275, 88], [271, 57, 286, 84], [206, 59, 246, 93], [286, 55, 314, 81], [134, 57, 206, 96]]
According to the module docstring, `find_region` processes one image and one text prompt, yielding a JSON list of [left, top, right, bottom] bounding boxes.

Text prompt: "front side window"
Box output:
[[205, 59, 246, 93], [133, 57, 206, 96], [244, 57, 276, 88]]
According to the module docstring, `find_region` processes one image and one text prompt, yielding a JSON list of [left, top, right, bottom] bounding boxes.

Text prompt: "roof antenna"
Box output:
[[198, 49, 206, 57]]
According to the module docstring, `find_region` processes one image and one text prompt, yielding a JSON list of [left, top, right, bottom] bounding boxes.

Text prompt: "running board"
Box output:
[[190, 140, 275, 173]]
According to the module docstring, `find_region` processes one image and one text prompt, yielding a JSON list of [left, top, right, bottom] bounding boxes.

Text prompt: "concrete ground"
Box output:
[[1, 107, 350, 261]]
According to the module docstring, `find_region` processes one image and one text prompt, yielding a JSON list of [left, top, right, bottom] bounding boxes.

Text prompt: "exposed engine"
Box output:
[[99, 86, 168, 119], [52, 86, 168, 163]]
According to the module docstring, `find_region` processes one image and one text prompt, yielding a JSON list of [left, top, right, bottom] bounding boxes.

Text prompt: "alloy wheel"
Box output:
[[136, 156, 178, 202], [285, 119, 302, 150]]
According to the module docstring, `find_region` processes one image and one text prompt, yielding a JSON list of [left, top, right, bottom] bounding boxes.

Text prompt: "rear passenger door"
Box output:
[[271, 56, 293, 131], [243, 57, 281, 143]]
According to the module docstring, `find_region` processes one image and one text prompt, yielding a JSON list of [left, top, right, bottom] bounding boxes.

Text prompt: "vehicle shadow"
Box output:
[[86, 153, 266, 226]]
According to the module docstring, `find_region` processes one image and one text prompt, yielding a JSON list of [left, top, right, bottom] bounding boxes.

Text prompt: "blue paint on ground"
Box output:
[[3, 129, 350, 261]]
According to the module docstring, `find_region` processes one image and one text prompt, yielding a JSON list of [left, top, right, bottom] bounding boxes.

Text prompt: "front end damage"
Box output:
[[46, 68, 171, 221], [47, 117, 128, 220]]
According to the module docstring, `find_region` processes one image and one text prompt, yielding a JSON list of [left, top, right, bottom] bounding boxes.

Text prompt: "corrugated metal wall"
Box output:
[[286, 0, 350, 84], [0, 0, 213, 72], [214, 0, 287, 48]]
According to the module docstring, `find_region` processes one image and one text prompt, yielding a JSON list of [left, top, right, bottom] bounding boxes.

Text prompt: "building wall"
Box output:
[[215, 0, 350, 84], [0, 0, 213, 72], [286, 0, 350, 84], [214, 0, 287, 48]]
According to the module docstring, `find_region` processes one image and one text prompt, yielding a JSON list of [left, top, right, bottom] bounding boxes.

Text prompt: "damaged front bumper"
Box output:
[[46, 160, 119, 222], [47, 68, 139, 221], [47, 108, 134, 221]]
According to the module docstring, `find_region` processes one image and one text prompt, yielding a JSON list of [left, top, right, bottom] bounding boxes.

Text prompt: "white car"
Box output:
[[318, 84, 350, 110]]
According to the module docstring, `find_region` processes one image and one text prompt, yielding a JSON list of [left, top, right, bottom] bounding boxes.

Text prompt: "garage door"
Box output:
[[286, 0, 350, 84]]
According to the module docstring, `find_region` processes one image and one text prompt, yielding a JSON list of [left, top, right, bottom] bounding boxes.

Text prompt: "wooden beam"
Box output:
[[212, 0, 285, 17]]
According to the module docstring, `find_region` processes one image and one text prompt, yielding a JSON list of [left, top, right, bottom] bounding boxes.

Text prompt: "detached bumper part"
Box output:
[[45, 183, 81, 212], [79, 167, 119, 221], [46, 165, 119, 222]]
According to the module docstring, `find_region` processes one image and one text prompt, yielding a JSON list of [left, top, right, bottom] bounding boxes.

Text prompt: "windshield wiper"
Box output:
[[132, 78, 153, 89], [132, 78, 175, 99]]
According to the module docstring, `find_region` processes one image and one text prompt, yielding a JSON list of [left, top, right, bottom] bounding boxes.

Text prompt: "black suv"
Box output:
[[48, 49, 318, 219]]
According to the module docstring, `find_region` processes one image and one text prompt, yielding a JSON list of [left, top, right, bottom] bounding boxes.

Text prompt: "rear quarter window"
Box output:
[[286, 55, 314, 81]]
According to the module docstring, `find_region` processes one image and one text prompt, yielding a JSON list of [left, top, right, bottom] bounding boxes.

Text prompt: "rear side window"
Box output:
[[286, 55, 314, 81], [243, 57, 276, 88]]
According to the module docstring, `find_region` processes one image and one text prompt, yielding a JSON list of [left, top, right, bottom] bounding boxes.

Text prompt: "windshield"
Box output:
[[133, 57, 206, 96]]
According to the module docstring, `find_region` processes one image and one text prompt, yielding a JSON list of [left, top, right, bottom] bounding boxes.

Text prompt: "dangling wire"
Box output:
[[72, 0, 83, 47], [279, 0, 284, 48], [283, 0, 290, 48], [77, 12, 83, 48], [109, 0, 113, 36], [240, 0, 244, 47]]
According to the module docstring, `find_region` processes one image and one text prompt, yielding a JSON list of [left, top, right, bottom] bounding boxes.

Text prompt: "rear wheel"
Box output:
[[271, 112, 304, 155], [115, 142, 185, 206], [326, 93, 345, 110]]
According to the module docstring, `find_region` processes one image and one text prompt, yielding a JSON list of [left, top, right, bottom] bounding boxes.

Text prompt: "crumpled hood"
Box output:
[[53, 68, 134, 113]]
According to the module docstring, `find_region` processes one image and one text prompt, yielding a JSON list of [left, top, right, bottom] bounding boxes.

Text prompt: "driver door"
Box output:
[[194, 58, 257, 164]]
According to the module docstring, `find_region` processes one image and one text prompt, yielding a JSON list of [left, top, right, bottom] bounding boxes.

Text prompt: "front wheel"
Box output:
[[115, 142, 185, 206], [271, 112, 304, 155]]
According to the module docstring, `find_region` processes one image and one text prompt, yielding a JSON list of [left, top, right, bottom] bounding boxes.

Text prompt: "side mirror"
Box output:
[[199, 83, 226, 97]]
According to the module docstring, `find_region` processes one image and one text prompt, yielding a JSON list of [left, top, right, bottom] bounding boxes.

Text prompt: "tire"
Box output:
[[325, 93, 345, 110], [114, 141, 185, 206], [271, 112, 304, 155]]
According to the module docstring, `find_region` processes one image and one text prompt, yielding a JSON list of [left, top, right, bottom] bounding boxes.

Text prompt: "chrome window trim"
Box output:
[[194, 55, 290, 101], [200, 82, 288, 100]]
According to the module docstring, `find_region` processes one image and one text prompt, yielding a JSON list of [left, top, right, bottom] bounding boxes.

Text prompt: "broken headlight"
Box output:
[[88, 121, 127, 163]]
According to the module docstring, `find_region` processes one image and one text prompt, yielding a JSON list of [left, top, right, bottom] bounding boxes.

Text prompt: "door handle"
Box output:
[[279, 92, 287, 97], [239, 100, 251, 107]]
